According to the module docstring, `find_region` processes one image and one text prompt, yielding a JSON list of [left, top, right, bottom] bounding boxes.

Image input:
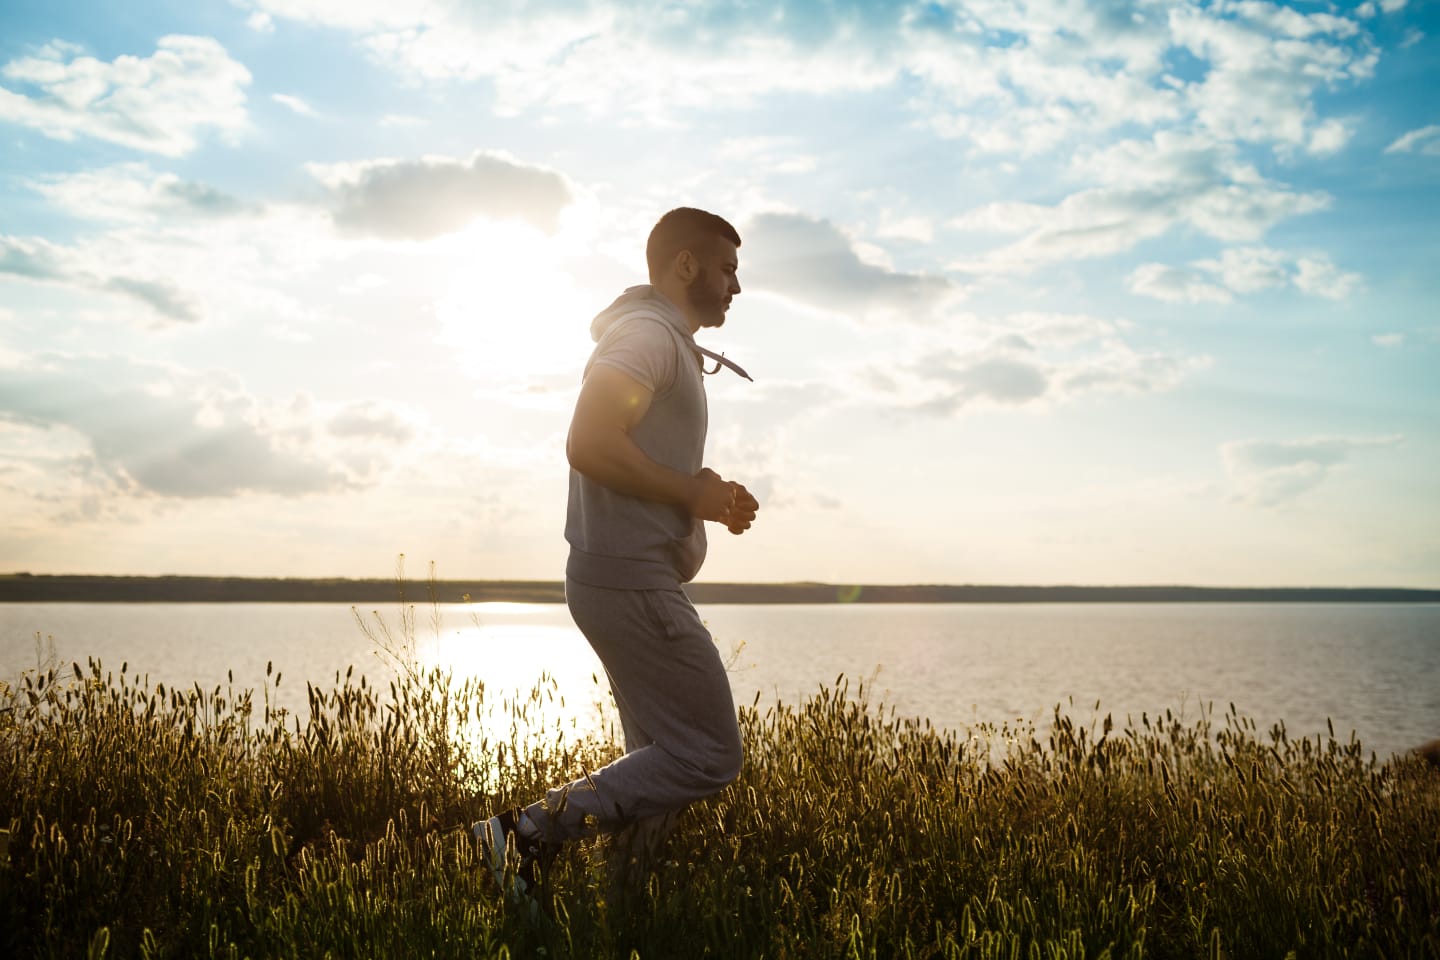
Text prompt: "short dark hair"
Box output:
[[646, 207, 741, 282]]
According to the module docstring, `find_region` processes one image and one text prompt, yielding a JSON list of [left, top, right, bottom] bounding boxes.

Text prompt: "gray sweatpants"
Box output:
[[524, 579, 744, 842]]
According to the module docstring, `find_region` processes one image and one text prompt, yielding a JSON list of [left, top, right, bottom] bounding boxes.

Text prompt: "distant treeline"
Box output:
[[1, 574, 1437, 604]]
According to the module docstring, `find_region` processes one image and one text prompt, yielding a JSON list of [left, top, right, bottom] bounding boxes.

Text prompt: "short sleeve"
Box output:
[[589, 318, 679, 394]]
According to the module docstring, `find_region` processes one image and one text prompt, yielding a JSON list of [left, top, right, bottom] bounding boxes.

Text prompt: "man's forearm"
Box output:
[[568, 428, 700, 509]]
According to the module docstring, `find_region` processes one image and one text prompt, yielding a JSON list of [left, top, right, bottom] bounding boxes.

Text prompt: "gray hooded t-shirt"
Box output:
[[564, 285, 708, 589]]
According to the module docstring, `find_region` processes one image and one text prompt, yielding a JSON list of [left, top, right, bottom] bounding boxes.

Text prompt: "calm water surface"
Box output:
[[2, 602, 1437, 759]]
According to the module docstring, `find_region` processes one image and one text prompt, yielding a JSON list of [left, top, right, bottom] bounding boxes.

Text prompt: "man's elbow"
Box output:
[[566, 431, 601, 477]]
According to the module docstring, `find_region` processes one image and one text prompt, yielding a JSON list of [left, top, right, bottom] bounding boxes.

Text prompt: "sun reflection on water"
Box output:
[[412, 605, 615, 758]]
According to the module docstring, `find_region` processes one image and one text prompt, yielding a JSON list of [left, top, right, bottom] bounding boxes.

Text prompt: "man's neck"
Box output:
[[652, 282, 701, 334]]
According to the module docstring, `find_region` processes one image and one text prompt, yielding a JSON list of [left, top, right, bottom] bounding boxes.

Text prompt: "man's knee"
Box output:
[[699, 730, 744, 790]]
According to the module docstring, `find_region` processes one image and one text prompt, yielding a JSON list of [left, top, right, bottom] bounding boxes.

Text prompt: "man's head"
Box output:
[[646, 207, 742, 331]]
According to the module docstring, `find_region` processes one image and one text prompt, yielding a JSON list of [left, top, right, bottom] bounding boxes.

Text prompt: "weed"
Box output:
[[1, 659, 1436, 957]]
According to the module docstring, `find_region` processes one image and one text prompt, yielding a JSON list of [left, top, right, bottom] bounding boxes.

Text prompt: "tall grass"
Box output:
[[1, 652, 1437, 957]]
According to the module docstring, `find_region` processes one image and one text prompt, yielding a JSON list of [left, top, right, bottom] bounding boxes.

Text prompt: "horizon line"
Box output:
[[2, 574, 1437, 604]]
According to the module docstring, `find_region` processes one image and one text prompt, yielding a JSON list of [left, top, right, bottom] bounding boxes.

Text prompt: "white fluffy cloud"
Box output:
[[2, 165, 354, 333], [963, 119, 1342, 277], [1384, 124, 1440, 156], [272, 93, 318, 117], [243, 0, 893, 121], [0, 235, 201, 324], [1291, 255, 1363, 300], [1169, 3, 1373, 152], [741, 212, 957, 321], [856, 311, 1206, 416], [1129, 246, 1362, 303], [0, 354, 376, 499], [311, 151, 573, 240], [27, 164, 252, 223], [1222, 435, 1402, 507], [950, 135, 1330, 275], [233, 0, 1375, 161], [906, 1, 1180, 154], [0, 36, 250, 156], [1127, 264, 1234, 304]]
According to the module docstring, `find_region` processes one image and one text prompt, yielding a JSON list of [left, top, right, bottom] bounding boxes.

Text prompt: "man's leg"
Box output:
[[603, 668, 678, 872], [524, 580, 743, 842]]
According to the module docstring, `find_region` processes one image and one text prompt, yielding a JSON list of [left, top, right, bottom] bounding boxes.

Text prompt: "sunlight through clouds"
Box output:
[[433, 215, 604, 401], [0, 0, 1436, 586]]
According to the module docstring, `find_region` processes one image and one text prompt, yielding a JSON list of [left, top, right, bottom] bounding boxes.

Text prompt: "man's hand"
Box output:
[[691, 468, 759, 535], [725, 483, 759, 535]]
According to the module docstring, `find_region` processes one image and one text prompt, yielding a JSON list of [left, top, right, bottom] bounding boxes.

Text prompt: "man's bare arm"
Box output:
[[566, 364, 737, 523]]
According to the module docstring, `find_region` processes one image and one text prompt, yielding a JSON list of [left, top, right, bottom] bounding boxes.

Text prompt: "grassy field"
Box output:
[[1, 650, 1437, 958]]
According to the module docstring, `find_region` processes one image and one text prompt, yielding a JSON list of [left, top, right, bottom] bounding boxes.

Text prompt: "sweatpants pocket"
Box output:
[[640, 589, 689, 643]]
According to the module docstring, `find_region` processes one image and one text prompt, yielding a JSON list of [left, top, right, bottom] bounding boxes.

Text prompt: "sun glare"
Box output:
[[415, 604, 613, 754], [436, 219, 597, 391]]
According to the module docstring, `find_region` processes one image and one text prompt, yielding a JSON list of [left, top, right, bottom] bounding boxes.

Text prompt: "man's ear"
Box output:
[[674, 249, 697, 281]]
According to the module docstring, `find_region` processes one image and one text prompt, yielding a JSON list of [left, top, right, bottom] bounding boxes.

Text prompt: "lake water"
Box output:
[[3, 602, 1438, 760]]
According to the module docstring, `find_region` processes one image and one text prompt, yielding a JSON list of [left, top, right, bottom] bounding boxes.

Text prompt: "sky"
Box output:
[[0, 0, 1437, 588]]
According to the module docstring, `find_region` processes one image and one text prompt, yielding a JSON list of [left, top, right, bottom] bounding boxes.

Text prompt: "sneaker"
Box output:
[[473, 810, 557, 898]]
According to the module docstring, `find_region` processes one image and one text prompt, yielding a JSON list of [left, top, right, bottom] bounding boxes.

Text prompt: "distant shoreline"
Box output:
[[1, 574, 1437, 604]]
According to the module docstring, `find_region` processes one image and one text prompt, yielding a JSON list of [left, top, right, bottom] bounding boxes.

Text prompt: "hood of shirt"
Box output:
[[590, 285, 694, 344]]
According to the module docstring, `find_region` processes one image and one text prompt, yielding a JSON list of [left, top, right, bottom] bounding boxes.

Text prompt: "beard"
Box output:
[[686, 266, 728, 328]]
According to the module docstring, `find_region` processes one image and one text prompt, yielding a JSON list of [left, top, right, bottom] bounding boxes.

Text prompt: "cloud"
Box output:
[[1307, 117, 1353, 155], [1130, 246, 1362, 303], [1292, 255, 1363, 300], [327, 402, 415, 443], [857, 312, 1205, 416], [950, 179, 1327, 273], [102, 277, 201, 324], [905, 5, 1181, 155], [1384, 124, 1440, 156], [339, 3, 894, 120], [0, 36, 250, 156], [950, 133, 1331, 274], [1169, 4, 1374, 152], [272, 93, 318, 117], [0, 354, 352, 498], [740, 212, 955, 320], [0, 235, 66, 282], [0, 235, 202, 325], [1371, 333, 1404, 348], [1206, 247, 1361, 300], [718, 136, 818, 176], [27, 164, 253, 223], [1127, 264, 1233, 304], [912, 352, 1051, 413], [231, 0, 1381, 171], [226, 0, 896, 129], [873, 212, 935, 244], [1221, 435, 1402, 506], [241, 0, 423, 33], [1193, 245, 1292, 293], [312, 151, 573, 239], [0, 188, 356, 339]]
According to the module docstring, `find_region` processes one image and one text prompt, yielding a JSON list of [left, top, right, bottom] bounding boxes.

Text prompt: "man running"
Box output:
[[476, 207, 759, 894]]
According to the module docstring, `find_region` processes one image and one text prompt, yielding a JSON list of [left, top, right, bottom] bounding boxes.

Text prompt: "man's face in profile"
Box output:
[[686, 240, 741, 329]]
